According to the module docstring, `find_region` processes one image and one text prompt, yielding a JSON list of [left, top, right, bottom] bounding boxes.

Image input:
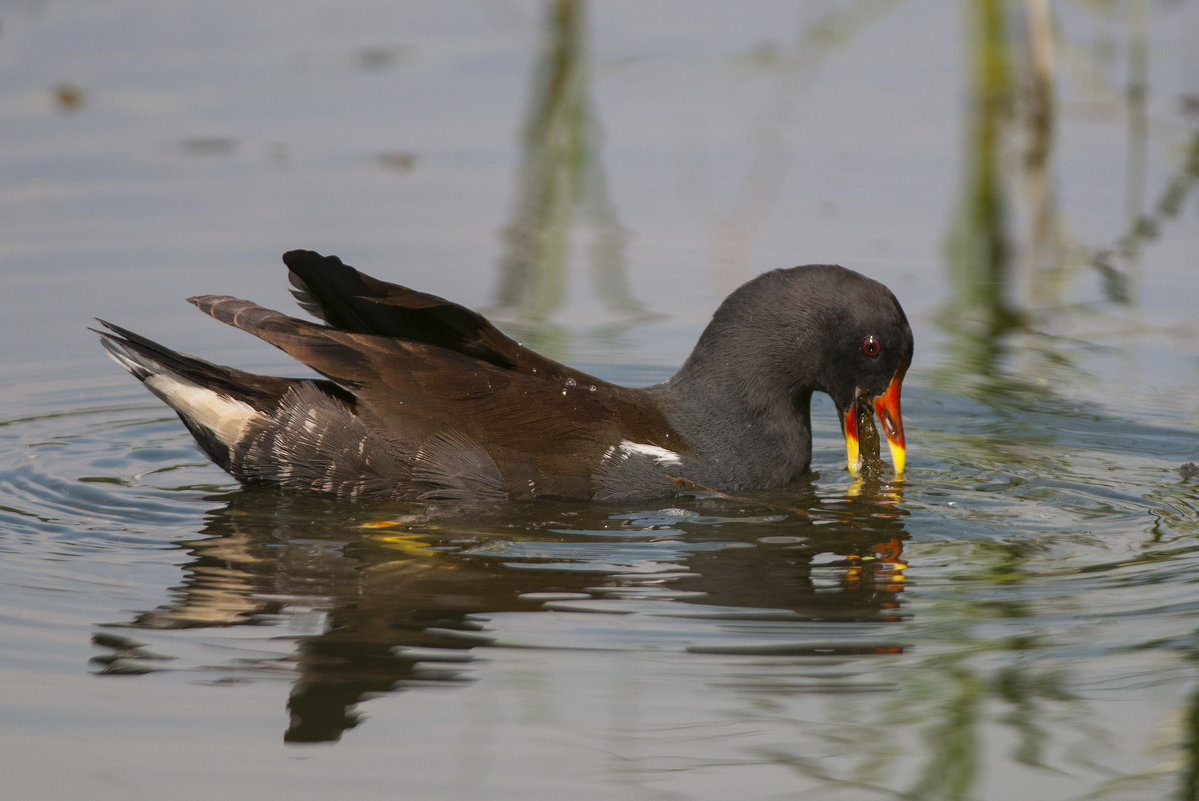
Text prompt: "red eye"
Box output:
[[861, 335, 881, 357]]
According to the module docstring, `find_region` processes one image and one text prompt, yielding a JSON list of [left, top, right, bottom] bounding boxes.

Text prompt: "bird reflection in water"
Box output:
[[92, 479, 909, 743]]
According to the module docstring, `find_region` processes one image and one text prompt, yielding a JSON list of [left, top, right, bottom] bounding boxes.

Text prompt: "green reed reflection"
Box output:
[[496, 0, 650, 357], [938, 0, 1199, 401], [913, 2, 1199, 798]]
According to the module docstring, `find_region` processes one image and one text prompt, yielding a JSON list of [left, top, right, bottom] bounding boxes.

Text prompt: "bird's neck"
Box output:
[[651, 359, 815, 490]]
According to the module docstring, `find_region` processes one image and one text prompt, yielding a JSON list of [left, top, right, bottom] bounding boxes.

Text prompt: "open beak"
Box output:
[[842, 361, 907, 476]]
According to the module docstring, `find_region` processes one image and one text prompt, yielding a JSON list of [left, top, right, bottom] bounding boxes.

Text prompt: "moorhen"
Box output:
[[97, 250, 911, 501]]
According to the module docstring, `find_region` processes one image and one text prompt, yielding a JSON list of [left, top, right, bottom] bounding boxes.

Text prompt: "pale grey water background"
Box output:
[[3, 2, 1199, 800]]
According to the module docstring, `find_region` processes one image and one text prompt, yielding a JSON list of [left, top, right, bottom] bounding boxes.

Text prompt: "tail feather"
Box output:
[[96, 320, 367, 490], [96, 323, 270, 462], [94, 319, 296, 409], [96, 321, 340, 467]]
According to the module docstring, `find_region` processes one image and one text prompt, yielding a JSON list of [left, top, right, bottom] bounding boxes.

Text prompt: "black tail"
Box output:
[[94, 319, 296, 410]]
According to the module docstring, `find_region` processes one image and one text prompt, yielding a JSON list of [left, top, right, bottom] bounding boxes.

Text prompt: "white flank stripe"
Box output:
[[618, 440, 682, 466], [144, 374, 260, 446]]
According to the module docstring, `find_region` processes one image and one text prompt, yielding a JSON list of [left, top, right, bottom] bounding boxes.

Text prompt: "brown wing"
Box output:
[[188, 295, 686, 498]]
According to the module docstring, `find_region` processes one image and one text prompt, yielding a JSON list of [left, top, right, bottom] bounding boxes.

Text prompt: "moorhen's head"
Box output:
[[679, 264, 912, 476]]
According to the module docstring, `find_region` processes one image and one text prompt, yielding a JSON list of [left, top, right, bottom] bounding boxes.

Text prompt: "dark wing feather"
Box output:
[[283, 250, 617, 388], [284, 249, 522, 370], [187, 295, 374, 390]]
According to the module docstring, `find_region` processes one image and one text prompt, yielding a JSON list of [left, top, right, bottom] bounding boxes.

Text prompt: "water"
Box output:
[[3, 2, 1199, 800]]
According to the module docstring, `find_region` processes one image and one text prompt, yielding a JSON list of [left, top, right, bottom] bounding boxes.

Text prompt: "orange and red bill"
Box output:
[[842, 362, 907, 476]]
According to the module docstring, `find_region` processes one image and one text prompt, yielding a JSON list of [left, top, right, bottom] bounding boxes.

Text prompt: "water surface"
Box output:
[[3, 3, 1199, 800]]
